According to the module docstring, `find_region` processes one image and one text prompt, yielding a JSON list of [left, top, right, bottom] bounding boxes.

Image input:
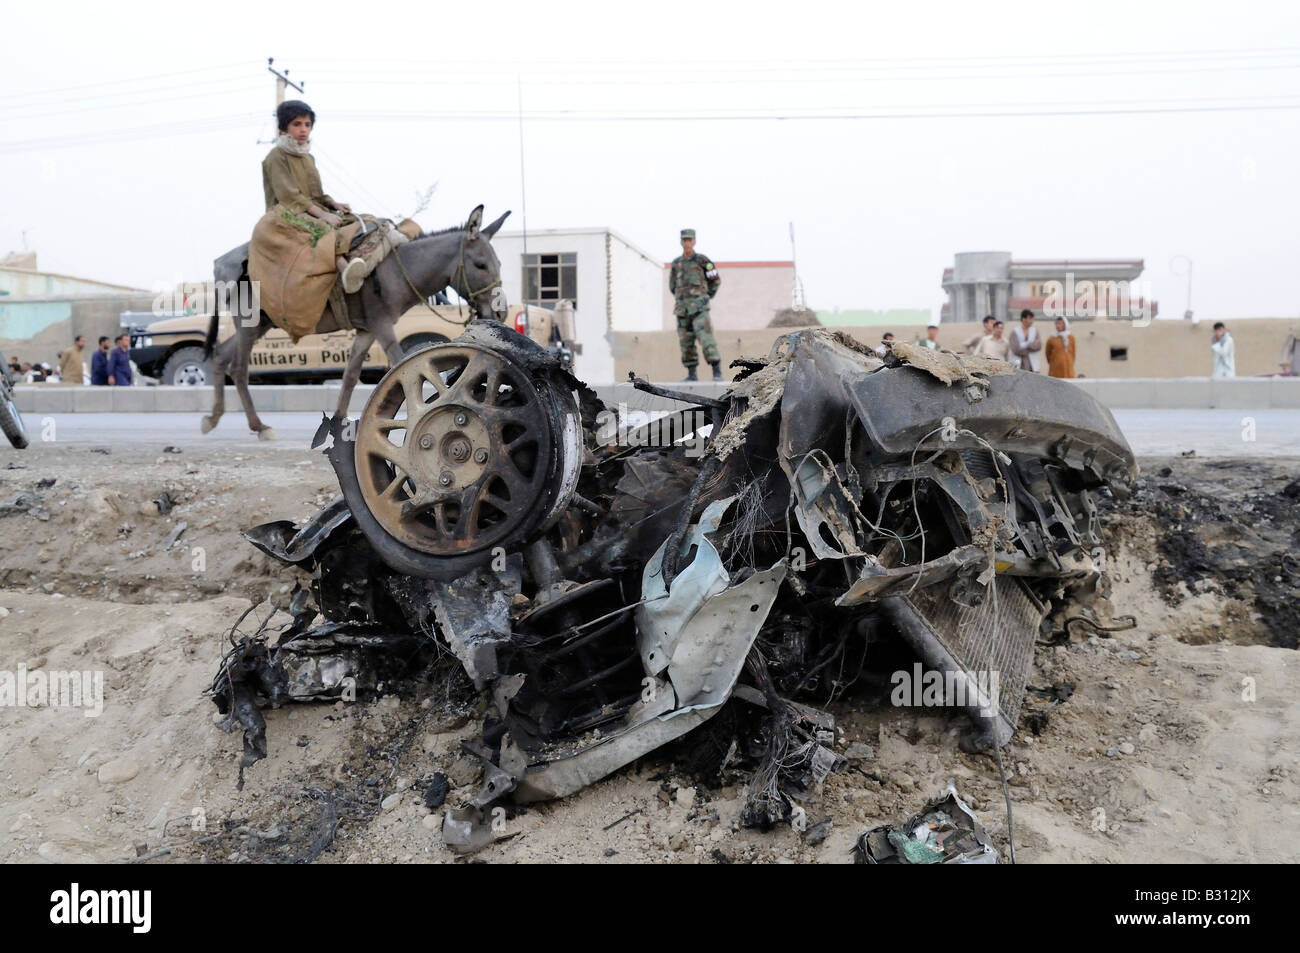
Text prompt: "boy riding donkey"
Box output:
[[250, 100, 417, 346], [202, 98, 512, 442]]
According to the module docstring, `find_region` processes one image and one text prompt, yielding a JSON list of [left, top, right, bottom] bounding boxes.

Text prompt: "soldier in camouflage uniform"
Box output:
[[669, 228, 722, 381]]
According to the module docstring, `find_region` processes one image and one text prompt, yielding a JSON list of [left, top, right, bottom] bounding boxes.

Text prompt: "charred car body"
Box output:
[[210, 322, 1137, 851]]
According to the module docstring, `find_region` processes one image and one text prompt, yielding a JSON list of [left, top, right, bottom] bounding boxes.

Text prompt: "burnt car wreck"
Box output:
[[209, 321, 1137, 854]]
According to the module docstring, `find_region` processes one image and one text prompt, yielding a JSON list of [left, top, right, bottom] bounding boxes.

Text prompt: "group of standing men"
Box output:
[[897, 311, 1077, 377], [53, 335, 134, 386], [954, 310, 1078, 377]]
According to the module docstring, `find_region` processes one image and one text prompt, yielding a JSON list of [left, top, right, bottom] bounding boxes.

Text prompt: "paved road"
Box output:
[[9, 409, 1299, 457], [1109, 409, 1299, 458], [18, 413, 326, 450]]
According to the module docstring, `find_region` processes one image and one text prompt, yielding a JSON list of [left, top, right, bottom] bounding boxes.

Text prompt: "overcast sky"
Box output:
[[3, 0, 1298, 320]]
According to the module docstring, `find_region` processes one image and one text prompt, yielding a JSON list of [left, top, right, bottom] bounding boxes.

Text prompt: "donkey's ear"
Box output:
[[466, 205, 484, 240], [482, 210, 511, 240]]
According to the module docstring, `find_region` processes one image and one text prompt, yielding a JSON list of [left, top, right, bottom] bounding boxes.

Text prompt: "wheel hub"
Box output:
[[404, 404, 490, 492]]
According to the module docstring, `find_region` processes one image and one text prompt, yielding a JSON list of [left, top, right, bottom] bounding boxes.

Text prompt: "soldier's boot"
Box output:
[[683, 366, 698, 382], [710, 361, 723, 382]]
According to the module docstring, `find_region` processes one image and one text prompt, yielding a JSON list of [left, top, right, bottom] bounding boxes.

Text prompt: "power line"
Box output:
[[0, 63, 258, 104], [295, 45, 1300, 71], [4, 95, 1297, 155], [0, 112, 264, 154], [0, 83, 266, 120], [304, 59, 1300, 87], [316, 91, 1300, 119], [311, 147, 394, 216], [323, 100, 1300, 123]]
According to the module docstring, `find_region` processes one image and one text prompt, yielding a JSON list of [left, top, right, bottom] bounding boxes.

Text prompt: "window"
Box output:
[[522, 253, 577, 308], [1109, 347, 1128, 361]]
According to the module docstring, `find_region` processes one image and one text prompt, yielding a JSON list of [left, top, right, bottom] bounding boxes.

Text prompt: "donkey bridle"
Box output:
[[390, 233, 502, 325]]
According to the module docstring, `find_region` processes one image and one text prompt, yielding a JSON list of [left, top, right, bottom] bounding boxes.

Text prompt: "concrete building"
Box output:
[[0, 253, 152, 368], [492, 228, 663, 382], [940, 252, 1155, 323]]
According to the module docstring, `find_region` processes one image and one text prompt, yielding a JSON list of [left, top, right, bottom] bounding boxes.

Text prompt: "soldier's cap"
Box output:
[[680, 228, 695, 240]]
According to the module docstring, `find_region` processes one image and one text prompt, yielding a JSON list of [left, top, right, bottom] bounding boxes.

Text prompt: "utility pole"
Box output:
[[267, 57, 305, 107], [517, 74, 529, 312]]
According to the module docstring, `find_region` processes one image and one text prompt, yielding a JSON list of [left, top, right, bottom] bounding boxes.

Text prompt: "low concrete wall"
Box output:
[[14, 384, 377, 415], [612, 319, 1300, 383], [13, 376, 1300, 414]]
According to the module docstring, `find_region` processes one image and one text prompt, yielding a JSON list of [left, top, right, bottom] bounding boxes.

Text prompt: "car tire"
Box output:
[[0, 392, 29, 449], [399, 333, 449, 354], [161, 346, 211, 387]]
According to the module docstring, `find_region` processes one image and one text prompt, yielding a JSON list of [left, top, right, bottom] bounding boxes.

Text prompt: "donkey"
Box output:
[[201, 204, 510, 439]]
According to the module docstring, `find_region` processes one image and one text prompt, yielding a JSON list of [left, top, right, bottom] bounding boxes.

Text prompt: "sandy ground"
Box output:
[[0, 445, 1296, 864]]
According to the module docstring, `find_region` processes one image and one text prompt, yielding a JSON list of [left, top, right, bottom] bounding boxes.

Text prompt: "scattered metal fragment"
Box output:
[[163, 520, 188, 550], [423, 773, 451, 810], [805, 817, 832, 846], [854, 785, 999, 864]]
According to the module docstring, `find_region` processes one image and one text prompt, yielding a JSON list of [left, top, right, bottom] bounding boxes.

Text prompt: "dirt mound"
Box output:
[[0, 446, 337, 604]]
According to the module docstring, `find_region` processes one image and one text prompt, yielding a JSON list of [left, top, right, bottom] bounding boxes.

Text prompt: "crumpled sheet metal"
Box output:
[[242, 497, 352, 567], [511, 699, 712, 804], [485, 500, 788, 808], [445, 675, 705, 823], [638, 497, 734, 678], [276, 624, 422, 701], [848, 360, 1137, 488], [770, 331, 883, 563], [639, 496, 787, 711], [854, 784, 999, 864], [836, 544, 988, 606], [430, 566, 521, 689], [443, 693, 713, 847], [788, 450, 868, 560]]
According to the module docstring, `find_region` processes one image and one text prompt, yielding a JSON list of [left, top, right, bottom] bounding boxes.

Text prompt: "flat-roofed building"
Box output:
[[941, 252, 1156, 323]]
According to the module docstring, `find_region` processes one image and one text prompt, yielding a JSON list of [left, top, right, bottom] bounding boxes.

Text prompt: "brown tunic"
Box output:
[[59, 345, 84, 385], [261, 146, 337, 215]]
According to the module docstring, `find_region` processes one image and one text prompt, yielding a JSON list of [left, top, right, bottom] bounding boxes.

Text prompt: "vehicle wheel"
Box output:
[[160, 346, 211, 387], [0, 390, 29, 449], [345, 342, 581, 575], [399, 333, 449, 354]]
